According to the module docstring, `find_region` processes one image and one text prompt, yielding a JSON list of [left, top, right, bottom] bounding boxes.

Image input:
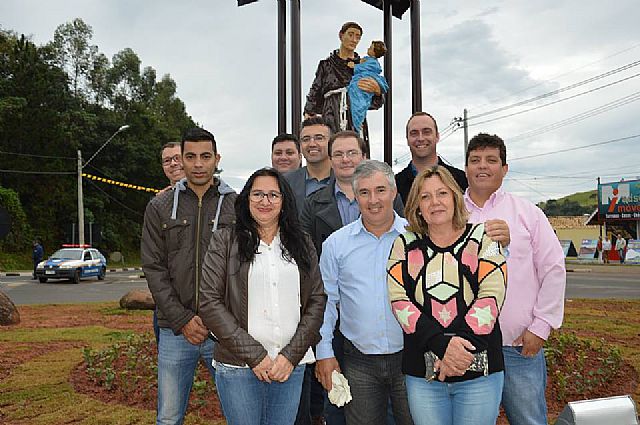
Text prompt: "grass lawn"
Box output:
[[0, 299, 638, 424]]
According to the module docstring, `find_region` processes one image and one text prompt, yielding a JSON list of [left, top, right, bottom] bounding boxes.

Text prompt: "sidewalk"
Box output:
[[565, 260, 640, 274]]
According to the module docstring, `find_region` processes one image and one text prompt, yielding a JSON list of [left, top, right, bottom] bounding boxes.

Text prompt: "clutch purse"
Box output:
[[424, 350, 489, 381]]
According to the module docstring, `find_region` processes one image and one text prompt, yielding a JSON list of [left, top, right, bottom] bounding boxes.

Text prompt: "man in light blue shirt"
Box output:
[[316, 160, 413, 425]]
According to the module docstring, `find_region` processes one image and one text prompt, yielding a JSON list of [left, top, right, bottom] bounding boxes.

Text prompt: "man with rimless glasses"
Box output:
[[285, 116, 334, 215]]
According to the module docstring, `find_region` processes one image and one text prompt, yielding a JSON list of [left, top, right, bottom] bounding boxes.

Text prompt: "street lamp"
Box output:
[[77, 125, 129, 245]]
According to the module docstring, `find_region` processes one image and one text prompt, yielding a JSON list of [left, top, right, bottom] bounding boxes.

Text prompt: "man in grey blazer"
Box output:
[[300, 130, 404, 256], [285, 116, 333, 215]]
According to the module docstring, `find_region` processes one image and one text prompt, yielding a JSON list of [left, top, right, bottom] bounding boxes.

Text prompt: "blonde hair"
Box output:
[[404, 166, 469, 234]]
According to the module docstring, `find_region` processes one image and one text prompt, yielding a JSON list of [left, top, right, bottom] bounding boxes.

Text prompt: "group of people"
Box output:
[[596, 234, 628, 264], [142, 107, 566, 425]]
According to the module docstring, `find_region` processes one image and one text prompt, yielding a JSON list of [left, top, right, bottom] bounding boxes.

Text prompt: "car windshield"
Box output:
[[51, 249, 83, 260]]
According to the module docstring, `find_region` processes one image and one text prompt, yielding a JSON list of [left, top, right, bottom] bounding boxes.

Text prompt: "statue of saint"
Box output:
[[304, 22, 384, 154]]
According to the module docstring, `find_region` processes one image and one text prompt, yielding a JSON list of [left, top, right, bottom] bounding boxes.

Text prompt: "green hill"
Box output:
[[537, 190, 597, 216]]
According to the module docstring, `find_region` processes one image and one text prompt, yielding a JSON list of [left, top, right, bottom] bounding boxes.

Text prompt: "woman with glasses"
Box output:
[[199, 167, 327, 425], [386, 166, 507, 425]]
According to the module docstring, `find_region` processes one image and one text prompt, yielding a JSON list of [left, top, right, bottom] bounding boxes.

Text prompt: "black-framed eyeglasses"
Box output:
[[162, 155, 181, 166], [249, 190, 283, 203]]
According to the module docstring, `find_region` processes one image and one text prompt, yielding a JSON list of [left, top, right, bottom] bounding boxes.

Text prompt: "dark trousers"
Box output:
[[342, 339, 414, 425]]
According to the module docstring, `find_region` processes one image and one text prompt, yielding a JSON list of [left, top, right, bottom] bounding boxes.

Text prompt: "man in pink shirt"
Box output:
[[464, 133, 566, 425]]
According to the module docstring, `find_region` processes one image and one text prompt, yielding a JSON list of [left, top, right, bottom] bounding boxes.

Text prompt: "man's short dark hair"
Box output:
[[300, 116, 332, 135], [405, 112, 439, 137], [271, 133, 300, 153], [466, 133, 507, 166], [160, 142, 180, 158], [181, 127, 217, 154], [328, 130, 367, 157]]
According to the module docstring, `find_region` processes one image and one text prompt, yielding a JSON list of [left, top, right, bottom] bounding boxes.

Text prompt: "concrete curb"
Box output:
[[2, 267, 143, 277], [566, 268, 592, 273]]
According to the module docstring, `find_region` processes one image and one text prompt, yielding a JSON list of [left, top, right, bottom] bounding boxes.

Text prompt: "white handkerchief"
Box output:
[[328, 370, 352, 407]]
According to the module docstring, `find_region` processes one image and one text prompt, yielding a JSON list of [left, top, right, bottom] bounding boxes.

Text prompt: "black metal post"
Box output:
[[291, 0, 302, 137], [383, 0, 393, 165], [410, 0, 422, 113], [277, 0, 287, 134]]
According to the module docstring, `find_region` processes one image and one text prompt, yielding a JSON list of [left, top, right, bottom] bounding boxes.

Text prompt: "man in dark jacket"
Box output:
[[32, 239, 44, 279], [395, 112, 468, 204], [141, 127, 236, 425], [285, 116, 334, 215], [301, 131, 404, 257]]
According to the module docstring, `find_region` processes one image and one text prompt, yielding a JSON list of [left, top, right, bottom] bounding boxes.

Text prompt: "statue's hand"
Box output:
[[358, 77, 381, 95]]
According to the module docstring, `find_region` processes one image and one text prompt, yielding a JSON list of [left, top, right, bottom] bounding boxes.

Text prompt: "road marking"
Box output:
[[5, 282, 29, 288]]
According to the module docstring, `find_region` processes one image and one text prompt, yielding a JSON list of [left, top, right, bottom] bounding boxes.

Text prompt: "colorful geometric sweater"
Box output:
[[386, 223, 507, 382]]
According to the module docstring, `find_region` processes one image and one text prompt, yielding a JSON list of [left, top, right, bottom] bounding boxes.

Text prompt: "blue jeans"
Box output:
[[215, 362, 305, 425], [157, 327, 215, 425], [405, 372, 504, 425], [502, 346, 548, 425], [342, 339, 413, 425]]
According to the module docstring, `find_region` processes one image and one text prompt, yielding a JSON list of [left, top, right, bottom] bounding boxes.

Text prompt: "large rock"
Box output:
[[119, 289, 155, 310], [0, 290, 20, 325]]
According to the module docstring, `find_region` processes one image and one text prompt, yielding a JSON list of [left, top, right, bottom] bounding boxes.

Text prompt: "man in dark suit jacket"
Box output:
[[285, 116, 334, 215], [395, 112, 468, 204], [300, 131, 404, 425], [301, 131, 404, 255]]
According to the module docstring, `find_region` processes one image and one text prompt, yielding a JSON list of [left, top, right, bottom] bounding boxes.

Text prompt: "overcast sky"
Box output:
[[2, 0, 639, 202]]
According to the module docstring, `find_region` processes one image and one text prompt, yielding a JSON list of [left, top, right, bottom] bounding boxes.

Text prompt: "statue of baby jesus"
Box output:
[[347, 40, 389, 133]]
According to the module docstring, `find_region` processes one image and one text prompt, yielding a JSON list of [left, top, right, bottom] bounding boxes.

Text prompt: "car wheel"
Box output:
[[98, 267, 106, 280], [38, 277, 48, 283], [72, 270, 81, 284]]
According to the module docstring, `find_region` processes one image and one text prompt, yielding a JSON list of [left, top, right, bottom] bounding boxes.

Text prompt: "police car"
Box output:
[[35, 245, 107, 284]]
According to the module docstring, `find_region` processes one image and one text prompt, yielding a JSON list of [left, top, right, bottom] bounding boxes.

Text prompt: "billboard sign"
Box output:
[[598, 179, 640, 220], [626, 239, 640, 264]]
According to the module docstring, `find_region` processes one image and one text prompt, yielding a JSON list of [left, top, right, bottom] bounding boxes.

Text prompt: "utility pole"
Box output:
[[463, 108, 469, 156], [77, 150, 85, 246], [77, 124, 129, 246]]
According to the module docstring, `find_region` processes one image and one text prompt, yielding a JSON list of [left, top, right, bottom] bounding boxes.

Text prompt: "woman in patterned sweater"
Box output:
[[386, 166, 507, 425]]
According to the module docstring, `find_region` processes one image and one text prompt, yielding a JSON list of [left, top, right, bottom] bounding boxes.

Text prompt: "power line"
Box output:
[[509, 90, 640, 142], [510, 162, 640, 179], [0, 169, 75, 175], [469, 59, 640, 120], [469, 72, 640, 127], [507, 177, 550, 198], [468, 42, 640, 112], [0, 150, 75, 160], [509, 134, 640, 162], [85, 179, 144, 218]]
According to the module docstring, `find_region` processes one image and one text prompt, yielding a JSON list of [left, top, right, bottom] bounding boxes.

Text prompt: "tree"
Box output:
[[108, 48, 142, 109], [47, 18, 98, 99]]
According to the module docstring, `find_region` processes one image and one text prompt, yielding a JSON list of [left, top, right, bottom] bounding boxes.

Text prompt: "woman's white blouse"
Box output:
[[247, 234, 315, 365]]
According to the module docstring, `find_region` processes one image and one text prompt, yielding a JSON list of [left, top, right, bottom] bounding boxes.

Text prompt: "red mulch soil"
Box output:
[[2, 302, 638, 424], [69, 343, 224, 421], [6, 303, 152, 332]]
